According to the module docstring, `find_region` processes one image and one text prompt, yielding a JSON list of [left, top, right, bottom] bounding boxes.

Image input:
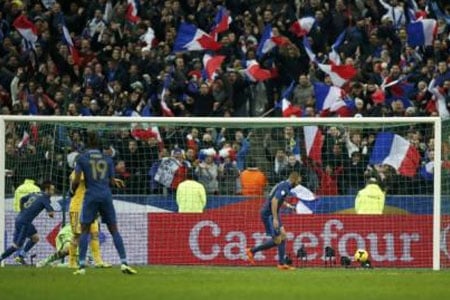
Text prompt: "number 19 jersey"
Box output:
[[75, 149, 114, 198]]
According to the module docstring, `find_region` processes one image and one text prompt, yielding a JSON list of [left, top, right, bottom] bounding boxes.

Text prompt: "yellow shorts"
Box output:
[[69, 211, 100, 235]]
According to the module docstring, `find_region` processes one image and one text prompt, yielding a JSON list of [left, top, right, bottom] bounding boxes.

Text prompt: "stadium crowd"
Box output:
[[1, 0, 450, 198]]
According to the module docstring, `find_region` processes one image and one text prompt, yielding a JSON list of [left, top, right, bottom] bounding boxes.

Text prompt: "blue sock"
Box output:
[[78, 232, 89, 267], [1, 246, 18, 261], [16, 248, 25, 257], [23, 240, 37, 254], [111, 231, 127, 264], [278, 240, 286, 264], [252, 239, 277, 253]]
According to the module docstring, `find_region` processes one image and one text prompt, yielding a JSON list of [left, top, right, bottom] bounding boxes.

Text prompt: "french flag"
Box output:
[[369, 132, 420, 177], [314, 83, 346, 113], [140, 27, 155, 51], [317, 63, 357, 87], [292, 138, 301, 162], [328, 30, 346, 65], [290, 17, 316, 37], [256, 25, 290, 58], [62, 24, 80, 65], [17, 130, 30, 148], [303, 37, 356, 86], [276, 81, 301, 117], [291, 184, 317, 214], [160, 75, 175, 117], [174, 22, 222, 52], [131, 125, 164, 149], [406, 19, 437, 47], [428, 80, 450, 119], [303, 126, 323, 163], [210, 6, 232, 40], [126, 0, 140, 23], [13, 15, 38, 49], [302, 36, 317, 63], [202, 53, 225, 81], [244, 60, 272, 82]]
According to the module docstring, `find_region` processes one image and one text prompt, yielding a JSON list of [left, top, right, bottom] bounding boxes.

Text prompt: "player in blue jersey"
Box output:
[[245, 171, 300, 270], [72, 131, 136, 275], [0, 181, 55, 265]]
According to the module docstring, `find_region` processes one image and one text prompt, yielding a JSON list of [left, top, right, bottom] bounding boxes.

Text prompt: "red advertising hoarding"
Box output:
[[149, 213, 450, 268]]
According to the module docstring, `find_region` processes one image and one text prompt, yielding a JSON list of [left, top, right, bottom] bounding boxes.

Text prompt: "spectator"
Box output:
[[240, 158, 267, 197], [354, 177, 386, 214], [113, 160, 131, 194], [195, 148, 219, 195], [0, 0, 448, 208], [342, 151, 367, 195], [176, 170, 207, 213], [148, 148, 170, 195], [169, 148, 189, 192], [292, 74, 314, 109], [186, 128, 200, 156], [314, 162, 342, 196], [230, 130, 251, 172], [218, 149, 240, 195]]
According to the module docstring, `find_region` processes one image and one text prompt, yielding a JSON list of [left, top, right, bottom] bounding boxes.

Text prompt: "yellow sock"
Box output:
[[68, 241, 78, 267], [90, 233, 102, 265]]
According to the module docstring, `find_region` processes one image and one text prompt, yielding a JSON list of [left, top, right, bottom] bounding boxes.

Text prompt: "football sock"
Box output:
[[16, 248, 25, 258], [68, 241, 78, 266], [78, 232, 90, 267], [278, 240, 286, 264], [23, 240, 37, 254], [45, 252, 62, 264], [0, 247, 17, 261], [111, 231, 127, 264], [90, 233, 102, 265], [252, 239, 277, 253]]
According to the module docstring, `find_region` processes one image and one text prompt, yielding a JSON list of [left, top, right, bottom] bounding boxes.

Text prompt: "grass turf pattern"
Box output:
[[1, 266, 449, 300]]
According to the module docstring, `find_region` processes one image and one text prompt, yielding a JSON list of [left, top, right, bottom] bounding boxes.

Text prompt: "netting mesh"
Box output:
[[1, 117, 447, 268]]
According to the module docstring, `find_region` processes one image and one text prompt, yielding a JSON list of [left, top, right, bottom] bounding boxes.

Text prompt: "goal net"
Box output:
[[0, 116, 448, 269]]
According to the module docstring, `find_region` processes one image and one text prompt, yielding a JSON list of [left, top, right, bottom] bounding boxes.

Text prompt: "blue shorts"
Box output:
[[13, 222, 37, 247], [80, 193, 117, 225], [261, 214, 282, 238]]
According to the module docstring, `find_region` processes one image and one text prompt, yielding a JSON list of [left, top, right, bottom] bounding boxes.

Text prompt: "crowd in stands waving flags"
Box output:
[[1, 0, 450, 199]]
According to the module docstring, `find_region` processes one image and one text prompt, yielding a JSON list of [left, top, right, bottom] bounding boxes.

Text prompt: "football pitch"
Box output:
[[1, 266, 450, 300]]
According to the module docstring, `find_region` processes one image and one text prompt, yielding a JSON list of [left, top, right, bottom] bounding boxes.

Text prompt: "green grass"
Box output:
[[1, 266, 450, 300]]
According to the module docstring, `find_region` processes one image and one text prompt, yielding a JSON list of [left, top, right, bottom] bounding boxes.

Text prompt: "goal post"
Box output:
[[0, 115, 446, 269]]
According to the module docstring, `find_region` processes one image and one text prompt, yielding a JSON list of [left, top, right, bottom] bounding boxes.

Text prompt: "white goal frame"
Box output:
[[0, 116, 442, 269]]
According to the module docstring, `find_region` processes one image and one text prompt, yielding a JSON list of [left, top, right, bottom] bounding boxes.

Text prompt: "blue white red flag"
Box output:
[[290, 17, 315, 37], [210, 6, 232, 40], [369, 132, 420, 177], [406, 18, 437, 47], [174, 23, 222, 52]]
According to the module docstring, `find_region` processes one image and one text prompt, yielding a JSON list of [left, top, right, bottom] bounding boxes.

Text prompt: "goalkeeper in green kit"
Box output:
[[36, 224, 73, 267]]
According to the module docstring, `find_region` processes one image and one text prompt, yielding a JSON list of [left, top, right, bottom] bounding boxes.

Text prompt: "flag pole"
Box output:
[[260, 107, 275, 117]]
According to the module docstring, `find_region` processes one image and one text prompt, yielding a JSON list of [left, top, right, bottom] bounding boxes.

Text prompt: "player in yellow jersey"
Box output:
[[67, 152, 111, 268]]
